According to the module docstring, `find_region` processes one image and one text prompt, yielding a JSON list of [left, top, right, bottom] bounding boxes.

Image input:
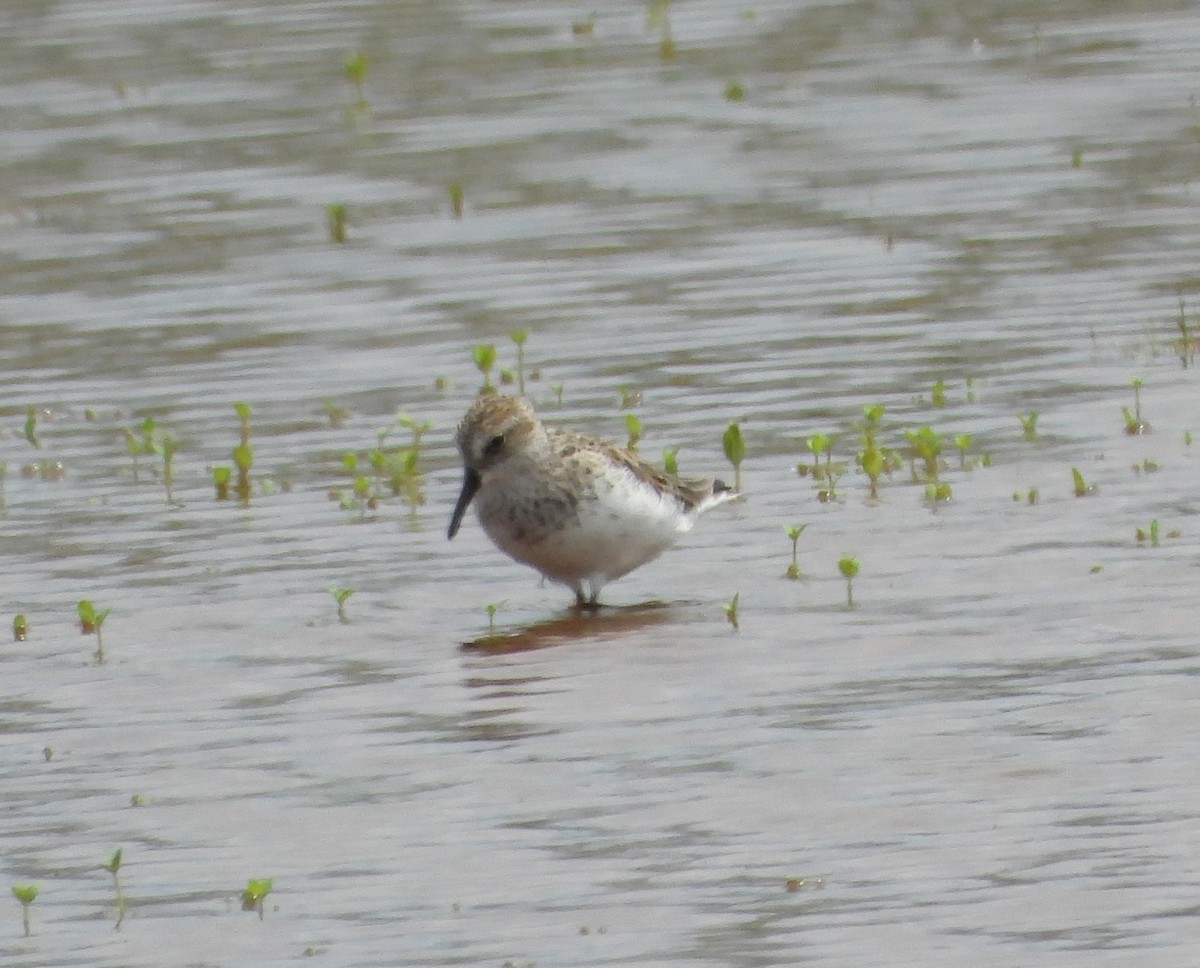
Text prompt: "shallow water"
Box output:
[[2, 1, 1199, 965]]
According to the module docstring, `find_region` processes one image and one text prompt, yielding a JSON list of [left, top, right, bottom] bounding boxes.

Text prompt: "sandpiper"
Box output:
[[448, 394, 736, 606]]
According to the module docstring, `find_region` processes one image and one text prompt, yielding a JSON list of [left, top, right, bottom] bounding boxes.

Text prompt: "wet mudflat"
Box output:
[[2, 1, 1199, 965]]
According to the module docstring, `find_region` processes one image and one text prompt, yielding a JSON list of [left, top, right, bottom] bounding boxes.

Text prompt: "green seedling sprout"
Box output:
[[473, 344, 497, 391], [801, 431, 827, 478], [784, 524, 806, 579], [930, 379, 947, 408], [1071, 467, 1094, 497], [122, 428, 143, 481], [924, 481, 953, 503], [1071, 146, 1084, 168], [154, 433, 179, 503], [803, 433, 842, 501], [330, 586, 354, 622], [722, 592, 740, 630], [1122, 378, 1149, 435], [13, 614, 27, 642], [326, 203, 348, 243], [625, 413, 642, 451], [859, 440, 886, 499], [395, 413, 428, 450], [449, 183, 464, 218], [1121, 407, 1146, 435], [858, 404, 891, 500], [233, 403, 253, 502], [387, 448, 424, 511], [342, 453, 371, 520], [550, 384, 565, 406], [724, 81, 746, 101], [78, 599, 111, 664], [212, 465, 231, 500], [954, 433, 973, 469], [129, 418, 178, 501], [102, 849, 126, 929], [343, 53, 369, 105], [122, 418, 158, 483], [484, 601, 506, 635], [367, 446, 388, 501], [23, 407, 40, 449], [391, 414, 431, 511], [820, 463, 845, 503], [838, 555, 860, 608], [1136, 519, 1161, 547], [12, 885, 37, 937], [138, 416, 155, 458], [903, 427, 943, 483], [662, 448, 679, 476], [1175, 297, 1196, 368], [241, 878, 273, 920], [1019, 411, 1039, 439], [509, 330, 529, 394], [723, 421, 745, 493]]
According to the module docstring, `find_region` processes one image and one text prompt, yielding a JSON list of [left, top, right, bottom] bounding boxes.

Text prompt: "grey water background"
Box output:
[[2, 1, 1199, 965]]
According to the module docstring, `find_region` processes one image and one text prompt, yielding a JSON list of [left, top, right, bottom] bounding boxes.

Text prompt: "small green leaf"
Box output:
[[625, 413, 642, 450], [242, 878, 273, 911], [662, 448, 679, 476], [233, 443, 254, 471], [722, 422, 745, 466], [722, 592, 740, 630], [472, 344, 497, 375], [343, 53, 369, 86], [23, 408, 39, 449]]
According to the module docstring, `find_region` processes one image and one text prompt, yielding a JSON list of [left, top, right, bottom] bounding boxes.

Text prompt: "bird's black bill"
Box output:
[[447, 467, 481, 539]]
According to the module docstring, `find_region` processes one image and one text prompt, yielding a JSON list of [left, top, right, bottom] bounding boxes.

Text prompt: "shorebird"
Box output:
[[448, 394, 735, 606]]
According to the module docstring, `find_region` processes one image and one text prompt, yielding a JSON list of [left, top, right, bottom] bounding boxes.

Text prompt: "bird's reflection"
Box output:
[[460, 600, 677, 655]]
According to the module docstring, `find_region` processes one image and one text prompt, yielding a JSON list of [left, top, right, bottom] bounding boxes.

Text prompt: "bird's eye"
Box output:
[[483, 434, 505, 456]]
